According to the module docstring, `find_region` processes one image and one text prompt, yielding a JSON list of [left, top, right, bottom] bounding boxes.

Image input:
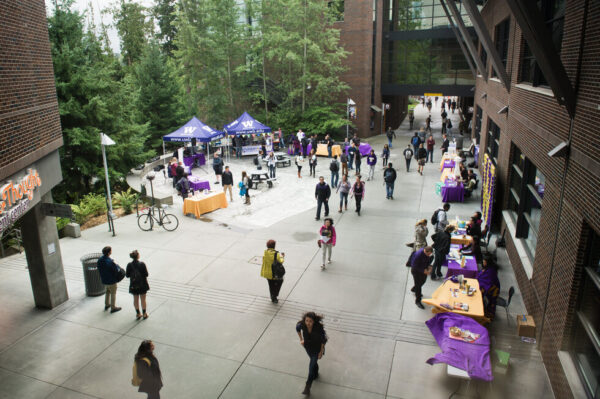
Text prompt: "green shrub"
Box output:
[[56, 217, 70, 232], [70, 193, 107, 225], [113, 189, 138, 215]]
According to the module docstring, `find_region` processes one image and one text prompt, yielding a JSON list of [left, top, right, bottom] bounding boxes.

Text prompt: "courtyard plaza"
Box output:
[[0, 104, 553, 398]]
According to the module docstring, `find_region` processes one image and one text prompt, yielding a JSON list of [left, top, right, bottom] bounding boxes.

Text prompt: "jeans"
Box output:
[[269, 165, 276, 178], [368, 165, 375, 180], [348, 154, 354, 169], [236, 146, 242, 158], [331, 172, 339, 188], [316, 199, 329, 219], [267, 278, 283, 299], [413, 145, 419, 155], [432, 249, 444, 278], [405, 158, 411, 172], [386, 182, 394, 198], [411, 269, 427, 301], [309, 164, 316, 177], [339, 192, 348, 209], [328, 147, 332, 157], [322, 243, 332, 264], [382, 157, 388, 167], [388, 138, 393, 148], [105, 284, 117, 309], [147, 392, 160, 399], [427, 149, 433, 162], [305, 350, 320, 384], [355, 196, 362, 213], [355, 162, 361, 174]]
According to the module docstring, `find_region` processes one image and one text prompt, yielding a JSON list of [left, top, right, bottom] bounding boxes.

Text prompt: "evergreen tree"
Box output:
[[153, 0, 178, 57], [109, 0, 151, 65]]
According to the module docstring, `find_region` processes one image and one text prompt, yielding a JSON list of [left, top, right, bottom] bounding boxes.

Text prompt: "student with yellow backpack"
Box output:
[[132, 340, 163, 399]]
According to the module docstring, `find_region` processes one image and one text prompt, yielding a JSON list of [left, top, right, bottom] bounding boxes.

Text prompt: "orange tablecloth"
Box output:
[[183, 192, 228, 218], [316, 143, 342, 157], [422, 278, 487, 323], [451, 234, 473, 245]]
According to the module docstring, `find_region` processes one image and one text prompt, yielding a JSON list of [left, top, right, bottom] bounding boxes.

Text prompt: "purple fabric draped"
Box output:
[[445, 256, 478, 279], [426, 313, 493, 381], [443, 160, 456, 170], [345, 143, 373, 156], [477, 268, 501, 320], [441, 182, 465, 202], [187, 176, 211, 191]]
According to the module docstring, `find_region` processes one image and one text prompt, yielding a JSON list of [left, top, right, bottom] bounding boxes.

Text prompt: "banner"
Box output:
[[480, 153, 496, 228]]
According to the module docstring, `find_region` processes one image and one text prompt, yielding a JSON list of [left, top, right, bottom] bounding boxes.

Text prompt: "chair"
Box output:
[[481, 229, 492, 252], [496, 287, 515, 322]]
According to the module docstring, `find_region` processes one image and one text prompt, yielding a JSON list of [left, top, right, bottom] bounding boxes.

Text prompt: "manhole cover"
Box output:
[[292, 232, 318, 242]]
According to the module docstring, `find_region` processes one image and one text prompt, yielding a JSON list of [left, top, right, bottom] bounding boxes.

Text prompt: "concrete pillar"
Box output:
[[20, 192, 68, 309]]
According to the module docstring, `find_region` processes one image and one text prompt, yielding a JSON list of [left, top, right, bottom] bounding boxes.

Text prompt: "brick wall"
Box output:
[[473, 1, 600, 398], [0, 0, 63, 180]]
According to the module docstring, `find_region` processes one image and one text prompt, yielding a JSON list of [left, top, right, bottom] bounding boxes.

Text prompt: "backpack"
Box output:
[[271, 250, 286, 279], [411, 136, 420, 146], [405, 149, 413, 159], [447, 120, 453, 129], [330, 161, 339, 172], [131, 357, 151, 386], [431, 209, 442, 226]]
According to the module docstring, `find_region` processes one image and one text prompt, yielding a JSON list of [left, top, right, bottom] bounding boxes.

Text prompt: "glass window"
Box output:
[[492, 18, 510, 77], [571, 231, 600, 399], [480, 43, 488, 76], [486, 119, 500, 164], [509, 144, 523, 216], [475, 105, 482, 143], [519, 0, 565, 86]]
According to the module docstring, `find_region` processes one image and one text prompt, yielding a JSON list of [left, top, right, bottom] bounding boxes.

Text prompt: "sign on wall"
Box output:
[[0, 169, 42, 234], [480, 153, 496, 228]]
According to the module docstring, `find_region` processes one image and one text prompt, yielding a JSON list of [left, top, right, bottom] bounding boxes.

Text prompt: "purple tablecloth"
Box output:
[[425, 313, 493, 381], [441, 181, 465, 202], [442, 160, 456, 170], [183, 153, 206, 167], [345, 142, 372, 156], [187, 176, 210, 191], [446, 255, 478, 279]]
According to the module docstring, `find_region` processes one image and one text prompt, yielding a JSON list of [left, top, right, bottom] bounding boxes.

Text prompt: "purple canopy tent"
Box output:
[[162, 117, 225, 163], [224, 112, 272, 156]]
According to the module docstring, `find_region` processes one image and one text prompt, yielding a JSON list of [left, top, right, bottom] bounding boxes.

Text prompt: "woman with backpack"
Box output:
[[296, 312, 328, 395], [382, 144, 390, 167], [350, 175, 365, 216], [241, 171, 251, 205], [126, 250, 150, 320], [260, 239, 285, 303], [318, 218, 336, 270], [132, 340, 162, 399]]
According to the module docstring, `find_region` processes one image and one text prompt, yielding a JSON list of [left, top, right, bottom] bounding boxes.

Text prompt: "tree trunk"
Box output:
[[301, 0, 307, 113]]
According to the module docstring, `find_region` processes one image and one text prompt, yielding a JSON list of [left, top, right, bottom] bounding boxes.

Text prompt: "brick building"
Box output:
[[0, 0, 68, 308], [469, 0, 600, 398]]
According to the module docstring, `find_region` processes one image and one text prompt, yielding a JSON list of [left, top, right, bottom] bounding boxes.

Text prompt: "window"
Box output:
[[480, 43, 488, 76], [474, 105, 483, 143], [519, 0, 565, 86], [486, 119, 500, 164], [492, 18, 510, 77], [571, 231, 600, 399], [508, 143, 544, 259], [328, 0, 344, 22]]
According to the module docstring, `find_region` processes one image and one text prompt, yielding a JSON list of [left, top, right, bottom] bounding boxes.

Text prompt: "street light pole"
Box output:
[[100, 132, 116, 236]]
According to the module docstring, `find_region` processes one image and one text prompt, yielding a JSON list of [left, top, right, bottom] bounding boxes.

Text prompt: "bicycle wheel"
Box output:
[[161, 213, 179, 231], [137, 213, 154, 231]]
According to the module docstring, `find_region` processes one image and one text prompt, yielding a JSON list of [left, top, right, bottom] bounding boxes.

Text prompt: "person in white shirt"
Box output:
[[297, 129, 305, 141], [295, 154, 304, 178], [435, 203, 451, 232]]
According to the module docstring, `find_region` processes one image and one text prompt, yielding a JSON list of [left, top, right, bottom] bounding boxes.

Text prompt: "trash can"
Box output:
[[80, 253, 105, 297]]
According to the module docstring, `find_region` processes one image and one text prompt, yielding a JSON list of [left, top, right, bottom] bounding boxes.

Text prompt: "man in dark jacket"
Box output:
[[410, 246, 433, 309], [222, 166, 234, 201], [175, 162, 185, 185], [383, 163, 397, 200], [315, 176, 331, 220], [177, 173, 190, 198], [431, 225, 456, 280], [441, 134, 449, 155], [97, 246, 122, 313]]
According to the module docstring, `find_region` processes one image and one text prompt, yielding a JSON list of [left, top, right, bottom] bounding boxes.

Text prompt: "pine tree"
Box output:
[[109, 0, 152, 65], [153, 0, 178, 57]]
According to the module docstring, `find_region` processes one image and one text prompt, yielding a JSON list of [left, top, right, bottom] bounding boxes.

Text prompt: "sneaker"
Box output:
[[321, 264, 326, 270], [327, 259, 332, 264], [104, 305, 110, 311], [110, 307, 122, 313], [415, 301, 425, 309]]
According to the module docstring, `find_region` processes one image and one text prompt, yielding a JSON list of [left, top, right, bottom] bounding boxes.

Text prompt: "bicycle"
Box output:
[[137, 204, 179, 232]]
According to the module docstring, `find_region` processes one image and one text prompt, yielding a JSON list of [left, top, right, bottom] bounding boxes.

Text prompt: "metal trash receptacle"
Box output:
[[80, 253, 105, 296]]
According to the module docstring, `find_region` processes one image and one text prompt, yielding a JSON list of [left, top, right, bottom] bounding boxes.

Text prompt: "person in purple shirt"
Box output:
[[366, 150, 377, 181], [410, 246, 433, 309]]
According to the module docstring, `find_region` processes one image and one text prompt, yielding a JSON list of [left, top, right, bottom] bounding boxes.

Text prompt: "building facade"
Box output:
[[0, 0, 68, 308], [471, 1, 600, 398]]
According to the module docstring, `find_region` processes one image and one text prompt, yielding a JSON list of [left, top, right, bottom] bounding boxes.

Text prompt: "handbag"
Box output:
[[131, 357, 151, 386], [271, 251, 286, 279], [115, 266, 126, 283]]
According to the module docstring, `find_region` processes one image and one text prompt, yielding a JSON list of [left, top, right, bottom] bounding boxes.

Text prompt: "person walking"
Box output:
[[431, 225, 454, 280], [382, 144, 390, 167], [325, 134, 334, 158], [318, 218, 336, 270], [413, 219, 429, 251], [446, 119, 453, 136], [296, 312, 328, 395], [241, 171, 251, 205], [97, 246, 123, 313], [340, 152, 349, 176], [411, 132, 420, 154], [426, 99, 432, 112], [409, 112, 415, 129], [336, 174, 351, 212], [383, 163, 397, 200], [295, 154, 304, 178], [222, 166, 234, 202], [416, 143, 427, 175], [354, 150, 362, 175], [403, 144, 414, 172], [347, 143, 356, 170], [433, 202, 451, 232], [315, 176, 331, 220], [133, 340, 162, 399], [441, 110, 448, 135], [212, 153, 223, 185], [426, 134, 435, 163], [441, 134, 449, 155], [386, 127, 396, 148], [266, 152, 277, 179], [309, 149, 317, 178], [261, 239, 285, 303], [329, 155, 340, 188], [350, 175, 365, 216], [410, 246, 433, 309], [366, 149, 377, 181], [451, 99, 457, 114], [126, 250, 150, 320], [425, 115, 432, 133]]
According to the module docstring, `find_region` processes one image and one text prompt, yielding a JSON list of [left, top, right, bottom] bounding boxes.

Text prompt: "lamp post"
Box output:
[[100, 132, 116, 236], [146, 172, 156, 209]]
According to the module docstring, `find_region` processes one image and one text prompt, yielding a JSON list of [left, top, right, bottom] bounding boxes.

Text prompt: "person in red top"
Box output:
[[426, 134, 435, 163]]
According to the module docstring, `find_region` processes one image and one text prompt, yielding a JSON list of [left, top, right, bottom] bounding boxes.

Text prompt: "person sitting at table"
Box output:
[[477, 253, 500, 321], [176, 172, 191, 199], [431, 225, 455, 280], [463, 170, 478, 198], [410, 246, 434, 309], [458, 162, 469, 182], [460, 216, 483, 264], [175, 161, 185, 186]]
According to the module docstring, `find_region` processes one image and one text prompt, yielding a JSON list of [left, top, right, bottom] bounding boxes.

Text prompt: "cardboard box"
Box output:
[[517, 315, 536, 338]]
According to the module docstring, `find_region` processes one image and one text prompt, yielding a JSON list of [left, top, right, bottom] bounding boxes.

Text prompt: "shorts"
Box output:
[[418, 159, 426, 166]]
